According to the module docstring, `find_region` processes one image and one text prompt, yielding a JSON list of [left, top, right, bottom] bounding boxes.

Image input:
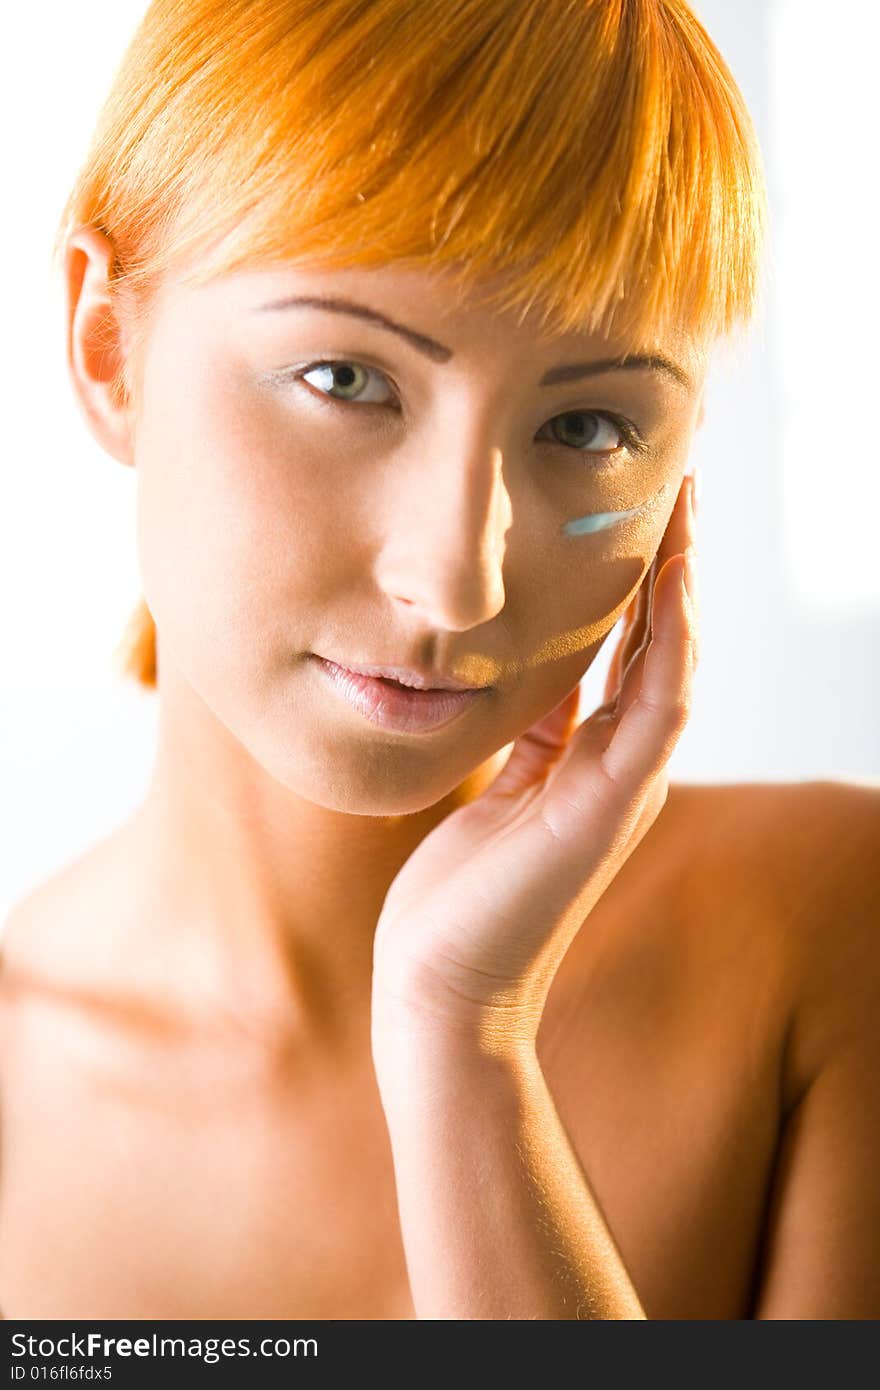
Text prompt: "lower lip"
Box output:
[[311, 656, 490, 733]]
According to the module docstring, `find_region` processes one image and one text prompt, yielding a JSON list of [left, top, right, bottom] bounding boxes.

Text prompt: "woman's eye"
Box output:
[[540, 411, 632, 456], [286, 361, 642, 457], [298, 360, 396, 406]]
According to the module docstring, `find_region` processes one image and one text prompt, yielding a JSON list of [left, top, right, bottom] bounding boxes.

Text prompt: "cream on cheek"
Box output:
[[560, 480, 670, 536]]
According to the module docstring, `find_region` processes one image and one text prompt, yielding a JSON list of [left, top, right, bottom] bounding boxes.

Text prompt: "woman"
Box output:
[[1, 0, 877, 1320]]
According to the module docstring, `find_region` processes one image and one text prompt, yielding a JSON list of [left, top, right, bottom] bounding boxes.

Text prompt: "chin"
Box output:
[[254, 715, 483, 818]]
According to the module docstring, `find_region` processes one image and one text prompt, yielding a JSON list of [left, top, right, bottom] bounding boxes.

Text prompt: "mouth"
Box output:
[[314, 657, 490, 692], [310, 655, 491, 734]]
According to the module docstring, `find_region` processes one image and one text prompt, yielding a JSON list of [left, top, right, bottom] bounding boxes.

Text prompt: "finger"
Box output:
[[604, 469, 695, 709], [485, 680, 582, 801], [491, 472, 698, 810], [605, 531, 662, 696], [626, 765, 671, 853], [600, 548, 697, 795], [614, 472, 698, 718], [615, 555, 655, 689], [602, 590, 640, 704], [657, 469, 697, 571]]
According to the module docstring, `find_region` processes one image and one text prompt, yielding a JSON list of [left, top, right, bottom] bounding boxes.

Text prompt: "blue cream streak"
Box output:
[[562, 502, 647, 535], [562, 480, 672, 536]]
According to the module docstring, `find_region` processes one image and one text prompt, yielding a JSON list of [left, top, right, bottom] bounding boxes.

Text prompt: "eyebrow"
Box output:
[[253, 294, 694, 392]]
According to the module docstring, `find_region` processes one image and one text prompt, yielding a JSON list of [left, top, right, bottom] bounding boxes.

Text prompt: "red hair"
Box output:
[[53, 0, 768, 689]]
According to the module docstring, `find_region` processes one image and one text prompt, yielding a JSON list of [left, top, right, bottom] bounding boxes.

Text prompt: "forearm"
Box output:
[[373, 1033, 646, 1320]]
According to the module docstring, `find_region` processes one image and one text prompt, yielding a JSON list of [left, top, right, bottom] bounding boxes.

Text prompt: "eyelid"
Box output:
[[537, 410, 646, 458], [271, 358, 647, 457]]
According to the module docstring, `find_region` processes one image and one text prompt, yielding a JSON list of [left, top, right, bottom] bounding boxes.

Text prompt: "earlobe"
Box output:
[[65, 226, 137, 468]]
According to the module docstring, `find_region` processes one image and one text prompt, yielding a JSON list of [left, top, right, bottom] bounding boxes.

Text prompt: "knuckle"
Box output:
[[663, 695, 691, 731]]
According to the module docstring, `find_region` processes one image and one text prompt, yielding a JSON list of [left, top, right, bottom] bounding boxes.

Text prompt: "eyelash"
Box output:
[[272, 359, 647, 459]]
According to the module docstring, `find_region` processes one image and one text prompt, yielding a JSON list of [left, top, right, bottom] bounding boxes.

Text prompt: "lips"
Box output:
[[317, 659, 486, 692], [311, 656, 490, 733]]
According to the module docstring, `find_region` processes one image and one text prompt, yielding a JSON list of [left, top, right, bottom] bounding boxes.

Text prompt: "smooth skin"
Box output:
[[370, 483, 697, 1318], [0, 230, 877, 1318]]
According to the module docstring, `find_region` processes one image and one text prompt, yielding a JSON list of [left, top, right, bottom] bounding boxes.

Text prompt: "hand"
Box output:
[[371, 471, 700, 1054]]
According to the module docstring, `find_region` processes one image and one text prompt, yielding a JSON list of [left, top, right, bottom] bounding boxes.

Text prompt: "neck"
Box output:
[[126, 650, 511, 1060]]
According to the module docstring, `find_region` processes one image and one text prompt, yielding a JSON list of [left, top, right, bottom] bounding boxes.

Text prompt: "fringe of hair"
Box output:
[[53, 0, 769, 689]]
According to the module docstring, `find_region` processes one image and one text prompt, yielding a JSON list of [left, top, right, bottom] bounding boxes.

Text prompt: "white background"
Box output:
[[1, 0, 878, 922]]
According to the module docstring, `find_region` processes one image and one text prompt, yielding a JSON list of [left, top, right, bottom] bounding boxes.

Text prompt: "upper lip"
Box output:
[[315, 656, 490, 692]]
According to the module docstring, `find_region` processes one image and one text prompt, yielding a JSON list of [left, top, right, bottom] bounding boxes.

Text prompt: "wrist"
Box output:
[[370, 973, 542, 1050], [370, 995, 539, 1095]]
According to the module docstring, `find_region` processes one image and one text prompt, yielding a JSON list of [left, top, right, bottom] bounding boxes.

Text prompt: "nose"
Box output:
[[372, 435, 513, 631]]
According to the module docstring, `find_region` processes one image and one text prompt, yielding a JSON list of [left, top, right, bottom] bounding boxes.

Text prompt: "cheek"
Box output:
[[513, 486, 670, 673], [131, 365, 352, 677]]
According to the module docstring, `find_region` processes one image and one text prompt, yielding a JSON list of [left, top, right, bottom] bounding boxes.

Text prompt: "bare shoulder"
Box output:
[[0, 821, 138, 997], [667, 773, 880, 926], [666, 777, 880, 1319], [568, 776, 880, 1110], [754, 777, 880, 1091], [662, 773, 880, 860], [666, 776, 880, 1096], [537, 777, 880, 1317], [659, 775, 879, 923]]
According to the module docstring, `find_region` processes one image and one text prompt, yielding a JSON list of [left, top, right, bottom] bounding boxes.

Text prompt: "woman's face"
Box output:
[[128, 260, 706, 813]]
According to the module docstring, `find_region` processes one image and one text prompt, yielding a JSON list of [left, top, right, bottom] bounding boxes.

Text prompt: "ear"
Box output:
[[64, 226, 137, 468]]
